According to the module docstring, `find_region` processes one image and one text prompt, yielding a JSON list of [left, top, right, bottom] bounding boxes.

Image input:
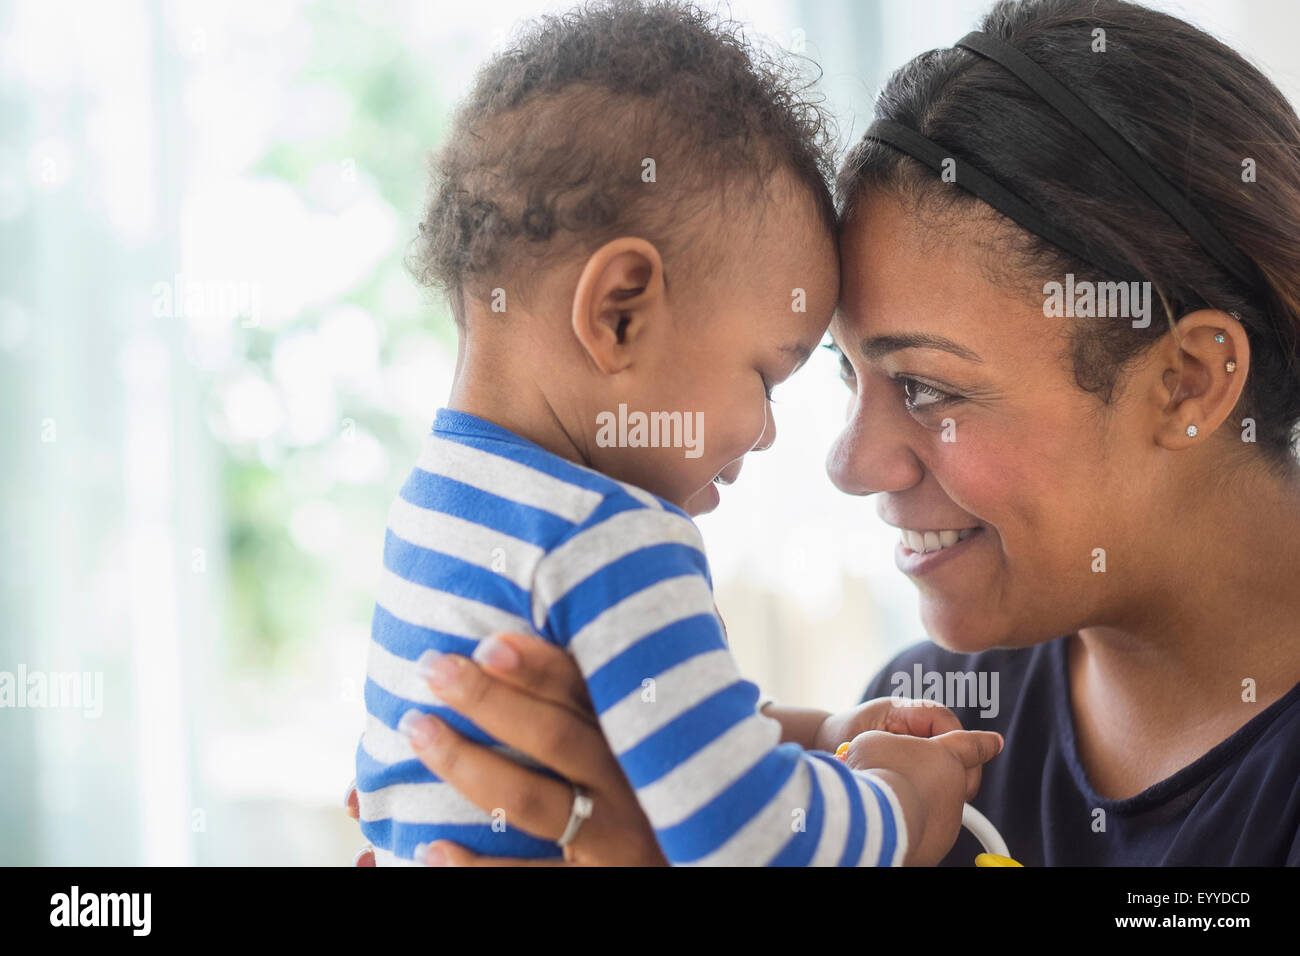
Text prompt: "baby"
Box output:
[[354, 0, 1000, 866]]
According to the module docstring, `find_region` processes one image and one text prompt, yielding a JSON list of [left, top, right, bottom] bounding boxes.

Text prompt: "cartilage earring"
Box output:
[[1186, 424, 1199, 437], [1214, 333, 1226, 344], [1226, 360, 1237, 373]]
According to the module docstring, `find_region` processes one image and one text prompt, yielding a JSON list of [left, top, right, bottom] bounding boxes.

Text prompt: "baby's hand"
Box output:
[[813, 695, 969, 754], [844, 729, 1003, 866]]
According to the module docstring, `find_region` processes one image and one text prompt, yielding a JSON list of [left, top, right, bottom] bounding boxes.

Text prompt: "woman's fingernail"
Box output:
[[398, 709, 437, 749], [353, 845, 375, 867], [344, 778, 357, 808], [472, 636, 519, 671], [414, 842, 448, 866], [423, 653, 461, 690], [416, 649, 442, 680]]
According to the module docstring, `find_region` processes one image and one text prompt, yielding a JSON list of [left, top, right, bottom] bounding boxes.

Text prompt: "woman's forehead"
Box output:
[[834, 194, 1043, 348]]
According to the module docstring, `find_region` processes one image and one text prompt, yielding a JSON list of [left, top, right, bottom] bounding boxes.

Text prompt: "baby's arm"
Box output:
[[743, 690, 1003, 864], [839, 728, 1002, 866], [757, 701, 834, 749], [532, 498, 907, 866]]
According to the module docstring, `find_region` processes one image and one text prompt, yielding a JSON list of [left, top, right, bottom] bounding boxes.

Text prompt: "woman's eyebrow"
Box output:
[[859, 333, 983, 363]]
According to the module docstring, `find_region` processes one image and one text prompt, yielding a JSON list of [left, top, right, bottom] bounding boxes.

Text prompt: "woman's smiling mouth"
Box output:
[[898, 526, 979, 554], [894, 525, 984, 575]]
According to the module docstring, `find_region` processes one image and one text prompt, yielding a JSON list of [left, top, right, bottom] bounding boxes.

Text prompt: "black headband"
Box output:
[[863, 118, 1133, 279], [864, 30, 1262, 293]]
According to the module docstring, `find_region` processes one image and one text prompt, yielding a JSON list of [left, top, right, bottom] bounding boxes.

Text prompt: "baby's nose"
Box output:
[[752, 403, 777, 452]]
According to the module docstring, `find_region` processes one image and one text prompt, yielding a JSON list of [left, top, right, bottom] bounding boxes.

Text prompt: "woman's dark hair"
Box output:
[[838, 0, 1300, 463], [413, 0, 835, 321]]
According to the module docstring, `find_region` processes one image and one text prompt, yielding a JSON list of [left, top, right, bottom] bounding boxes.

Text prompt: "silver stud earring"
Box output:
[[1214, 333, 1226, 344], [1226, 360, 1237, 373], [1186, 424, 1199, 437]]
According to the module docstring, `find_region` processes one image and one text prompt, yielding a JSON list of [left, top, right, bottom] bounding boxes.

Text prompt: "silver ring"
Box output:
[[556, 784, 594, 847]]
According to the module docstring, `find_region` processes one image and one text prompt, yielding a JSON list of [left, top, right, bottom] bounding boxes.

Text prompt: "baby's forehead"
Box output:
[[691, 173, 838, 269]]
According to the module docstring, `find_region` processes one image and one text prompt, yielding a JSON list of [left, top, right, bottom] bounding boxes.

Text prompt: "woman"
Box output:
[[349, 0, 1300, 865]]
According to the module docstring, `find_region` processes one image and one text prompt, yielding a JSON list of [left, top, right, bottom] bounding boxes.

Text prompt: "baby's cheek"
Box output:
[[702, 397, 757, 455]]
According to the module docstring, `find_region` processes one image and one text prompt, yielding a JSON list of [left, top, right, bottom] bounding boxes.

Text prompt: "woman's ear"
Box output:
[[571, 238, 667, 374], [1152, 309, 1250, 449]]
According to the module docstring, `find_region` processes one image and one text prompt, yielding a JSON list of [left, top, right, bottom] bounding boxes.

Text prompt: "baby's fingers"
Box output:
[[872, 697, 965, 738], [934, 729, 1004, 800]]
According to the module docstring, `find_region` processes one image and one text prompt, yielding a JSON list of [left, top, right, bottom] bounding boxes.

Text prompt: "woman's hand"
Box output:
[[343, 671, 982, 865], [348, 632, 665, 866], [344, 787, 375, 866]]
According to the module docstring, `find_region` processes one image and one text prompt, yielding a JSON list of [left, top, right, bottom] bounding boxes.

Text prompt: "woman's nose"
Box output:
[[825, 392, 922, 496]]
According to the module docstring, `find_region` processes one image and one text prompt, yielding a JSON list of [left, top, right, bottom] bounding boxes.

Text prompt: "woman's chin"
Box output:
[[919, 601, 1007, 655], [921, 600, 1062, 655]]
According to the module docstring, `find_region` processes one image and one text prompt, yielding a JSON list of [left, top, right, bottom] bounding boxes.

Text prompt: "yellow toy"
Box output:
[[834, 741, 1023, 866]]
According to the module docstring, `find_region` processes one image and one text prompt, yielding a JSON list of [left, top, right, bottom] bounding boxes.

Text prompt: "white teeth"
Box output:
[[899, 527, 977, 554]]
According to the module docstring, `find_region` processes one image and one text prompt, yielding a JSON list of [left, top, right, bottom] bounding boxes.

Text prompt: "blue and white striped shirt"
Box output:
[[355, 408, 907, 866]]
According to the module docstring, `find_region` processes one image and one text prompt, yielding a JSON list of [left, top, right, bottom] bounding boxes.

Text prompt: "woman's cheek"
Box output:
[[924, 423, 1026, 525]]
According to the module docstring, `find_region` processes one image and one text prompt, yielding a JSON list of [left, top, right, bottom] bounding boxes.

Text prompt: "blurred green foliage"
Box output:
[[222, 0, 455, 670]]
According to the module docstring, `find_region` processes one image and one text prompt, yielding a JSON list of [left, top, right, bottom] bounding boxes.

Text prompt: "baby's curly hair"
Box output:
[[411, 0, 837, 322]]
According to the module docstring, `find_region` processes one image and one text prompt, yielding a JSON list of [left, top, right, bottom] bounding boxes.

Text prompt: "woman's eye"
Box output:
[[898, 377, 952, 411]]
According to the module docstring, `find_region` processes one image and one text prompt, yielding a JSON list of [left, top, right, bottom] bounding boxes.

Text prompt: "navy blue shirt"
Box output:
[[861, 637, 1300, 865]]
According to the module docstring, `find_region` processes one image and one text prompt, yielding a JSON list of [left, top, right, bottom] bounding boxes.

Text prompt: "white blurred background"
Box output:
[[2, 0, 1296, 865]]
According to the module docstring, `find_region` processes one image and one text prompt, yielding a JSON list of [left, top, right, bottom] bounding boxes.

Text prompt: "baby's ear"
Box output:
[[571, 238, 667, 374]]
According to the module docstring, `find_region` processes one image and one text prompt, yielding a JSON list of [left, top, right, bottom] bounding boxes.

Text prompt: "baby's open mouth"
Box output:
[[898, 526, 980, 554], [713, 460, 744, 486]]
